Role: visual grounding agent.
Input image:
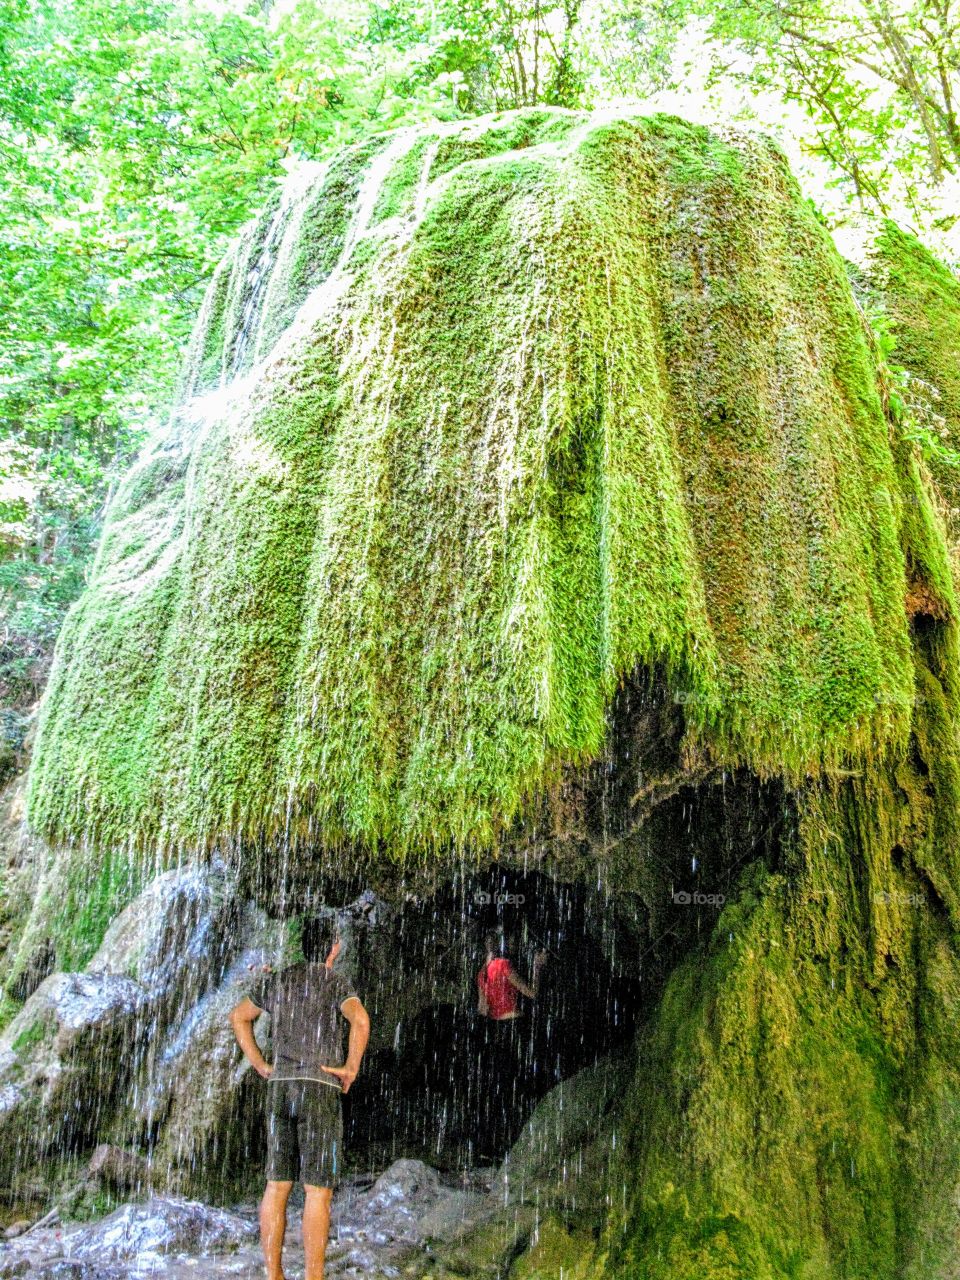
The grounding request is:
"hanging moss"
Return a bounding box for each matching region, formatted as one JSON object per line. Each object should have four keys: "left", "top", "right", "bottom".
{"left": 24, "top": 109, "right": 954, "bottom": 861}
{"left": 863, "top": 221, "right": 960, "bottom": 525}
{"left": 5, "top": 837, "right": 146, "bottom": 986}
{"left": 252, "top": 134, "right": 392, "bottom": 363}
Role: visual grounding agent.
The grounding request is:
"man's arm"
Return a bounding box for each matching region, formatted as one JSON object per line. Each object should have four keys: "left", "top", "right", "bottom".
{"left": 229, "top": 997, "right": 272, "bottom": 1078}
{"left": 321, "top": 996, "right": 370, "bottom": 1094}
{"left": 477, "top": 971, "right": 489, "bottom": 1016}
{"left": 506, "top": 952, "right": 548, "bottom": 1000}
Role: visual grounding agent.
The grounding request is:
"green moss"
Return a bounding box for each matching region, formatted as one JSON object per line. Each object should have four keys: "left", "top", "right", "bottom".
{"left": 12, "top": 1017, "right": 45, "bottom": 1054}
{"left": 54, "top": 848, "right": 143, "bottom": 971}
{"left": 509, "top": 1216, "right": 598, "bottom": 1278}
{"left": 252, "top": 133, "right": 393, "bottom": 360}
{"left": 68, "top": 1186, "right": 121, "bottom": 1222}
{"left": 864, "top": 221, "right": 960, "bottom": 524}
{"left": 178, "top": 249, "right": 235, "bottom": 398}
{"left": 7, "top": 841, "right": 144, "bottom": 985}
{"left": 428, "top": 107, "right": 584, "bottom": 181}
{"left": 437, "top": 1205, "right": 537, "bottom": 1277}
{"left": 0, "top": 991, "right": 19, "bottom": 1033}
{"left": 219, "top": 184, "right": 285, "bottom": 378}
{"left": 371, "top": 135, "right": 430, "bottom": 223}
{"left": 568, "top": 628, "right": 960, "bottom": 1280}
{"left": 24, "top": 108, "right": 953, "bottom": 859}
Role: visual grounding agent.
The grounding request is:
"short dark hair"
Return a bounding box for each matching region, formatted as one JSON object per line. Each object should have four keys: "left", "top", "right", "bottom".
{"left": 300, "top": 916, "right": 338, "bottom": 963}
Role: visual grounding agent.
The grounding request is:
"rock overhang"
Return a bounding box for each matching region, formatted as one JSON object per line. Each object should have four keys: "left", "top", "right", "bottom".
{"left": 23, "top": 105, "right": 955, "bottom": 862}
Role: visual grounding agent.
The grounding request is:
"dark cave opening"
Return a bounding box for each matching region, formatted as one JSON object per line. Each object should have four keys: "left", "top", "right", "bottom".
{"left": 334, "top": 770, "right": 790, "bottom": 1172}
{"left": 343, "top": 868, "right": 647, "bottom": 1168}
{"left": 227, "top": 714, "right": 792, "bottom": 1186}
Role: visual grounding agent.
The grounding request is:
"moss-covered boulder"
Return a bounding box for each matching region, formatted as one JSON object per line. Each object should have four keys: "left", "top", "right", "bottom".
{"left": 861, "top": 220, "right": 960, "bottom": 528}
{"left": 26, "top": 108, "right": 951, "bottom": 859}
{"left": 18, "top": 107, "right": 960, "bottom": 1277}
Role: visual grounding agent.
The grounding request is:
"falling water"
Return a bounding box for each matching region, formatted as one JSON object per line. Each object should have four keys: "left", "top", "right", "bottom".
{"left": 0, "top": 108, "right": 832, "bottom": 1280}
{"left": 230, "top": 168, "right": 322, "bottom": 377}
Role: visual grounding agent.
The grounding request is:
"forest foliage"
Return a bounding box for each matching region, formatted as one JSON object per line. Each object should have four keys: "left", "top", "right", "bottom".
{"left": 1, "top": 0, "right": 958, "bottom": 707}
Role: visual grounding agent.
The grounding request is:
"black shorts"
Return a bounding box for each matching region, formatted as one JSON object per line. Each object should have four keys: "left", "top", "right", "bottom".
{"left": 265, "top": 1079, "right": 343, "bottom": 1188}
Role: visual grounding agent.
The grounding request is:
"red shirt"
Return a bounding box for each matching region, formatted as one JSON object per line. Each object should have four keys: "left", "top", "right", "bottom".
{"left": 478, "top": 957, "right": 517, "bottom": 1019}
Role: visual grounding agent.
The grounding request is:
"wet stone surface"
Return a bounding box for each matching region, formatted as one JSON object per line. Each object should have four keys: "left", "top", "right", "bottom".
{"left": 0, "top": 1161, "right": 494, "bottom": 1279}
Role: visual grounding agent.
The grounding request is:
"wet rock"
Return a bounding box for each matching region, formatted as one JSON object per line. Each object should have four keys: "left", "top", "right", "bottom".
{"left": 333, "top": 1158, "right": 441, "bottom": 1248}
{"left": 428, "top": 1203, "right": 537, "bottom": 1278}
{"left": 329, "top": 1157, "right": 488, "bottom": 1269}
{"left": 7, "top": 939, "right": 56, "bottom": 1005}
{"left": 31, "top": 1264, "right": 123, "bottom": 1280}
{"left": 86, "top": 1144, "right": 150, "bottom": 1194}
{"left": 0, "top": 709, "right": 28, "bottom": 787}
{"left": 366, "top": 1157, "right": 441, "bottom": 1207}
{"left": 87, "top": 862, "right": 239, "bottom": 1003}
{"left": 2, "top": 1222, "right": 32, "bottom": 1240}
{"left": 492, "top": 1053, "right": 630, "bottom": 1207}
{"left": 63, "top": 1197, "right": 256, "bottom": 1264}
{"left": 411, "top": 1063, "right": 628, "bottom": 1277}
{"left": 10, "top": 971, "right": 145, "bottom": 1046}
{"left": 0, "top": 863, "right": 280, "bottom": 1197}
{"left": 416, "top": 1189, "right": 490, "bottom": 1244}
{"left": 0, "top": 972, "right": 146, "bottom": 1184}
{"left": 143, "top": 904, "right": 282, "bottom": 1192}
{"left": 0, "top": 743, "right": 47, "bottom": 1000}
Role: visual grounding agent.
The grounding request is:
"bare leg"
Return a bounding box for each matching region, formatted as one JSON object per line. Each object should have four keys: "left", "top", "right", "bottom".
{"left": 303, "top": 1184, "right": 333, "bottom": 1280}
{"left": 260, "top": 1179, "right": 293, "bottom": 1280}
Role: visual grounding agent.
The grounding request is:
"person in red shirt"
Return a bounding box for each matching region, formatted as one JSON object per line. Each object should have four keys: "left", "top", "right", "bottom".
{"left": 477, "top": 932, "right": 546, "bottom": 1020}
{"left": 475, "top": 931, "right": 547, "bottom": 1156}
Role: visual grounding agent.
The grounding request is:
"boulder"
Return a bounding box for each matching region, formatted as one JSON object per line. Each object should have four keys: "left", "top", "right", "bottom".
{"left": 143, "top": 904, "right": 282, "bottom": 1192}
{"left": 63, "top": 1197, "right": 255, "bottom": 1263}
{"left": 416, "top": 1188, "right": 491, "bottom": 1245}
{"left": 332, "top": 1159, "right": 454, "bottom": 1253}
{"left": 87, "top": 861, "right": 239, "bottom": 1003}
{"left": 6, "top": 938, "right": 55, "bottom": 1005}
{"left": 0, "top": 971, "right": 146, "bottom": 1182}
{"left": 492, "top": 1053, "right": 630, "bottom": 1207}
{"left": 0, "top": 863, "right": 283, "bottom": 1196}
{"left": 411, "top": 1058, "right": 630, "bottom": 1277}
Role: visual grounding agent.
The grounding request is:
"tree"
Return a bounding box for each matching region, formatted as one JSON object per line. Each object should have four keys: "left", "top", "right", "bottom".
{"left": 0, "top": 0, "right": 519, "bottom": 704}
{"left": 700, "top": 0, "right": 960, "bottom": 214}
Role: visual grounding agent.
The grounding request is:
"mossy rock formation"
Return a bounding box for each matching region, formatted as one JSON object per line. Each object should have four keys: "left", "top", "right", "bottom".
{"left": 19, "top": 107, "right": 960, "bottom": 1277}
{"left": 26, "top": 106, "right": 954, "bottom": 856}
{"left": 860, "top": 220, "right": 960, "bottom": 537}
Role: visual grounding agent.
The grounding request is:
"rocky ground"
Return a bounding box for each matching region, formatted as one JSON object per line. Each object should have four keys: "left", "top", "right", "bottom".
{"left": 0, "top": 1158, "right": 500, "bottom": 1279}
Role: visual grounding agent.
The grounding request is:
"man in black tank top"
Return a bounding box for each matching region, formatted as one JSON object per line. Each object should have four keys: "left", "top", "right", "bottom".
{"left": 230, "top": 917, "right": 370, "bottom": 1280}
